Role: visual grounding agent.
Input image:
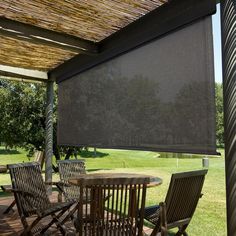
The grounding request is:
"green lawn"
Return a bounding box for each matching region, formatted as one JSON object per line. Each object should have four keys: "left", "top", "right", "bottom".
{"left": 0, "top": 147, "right": 226, "bottom": 235}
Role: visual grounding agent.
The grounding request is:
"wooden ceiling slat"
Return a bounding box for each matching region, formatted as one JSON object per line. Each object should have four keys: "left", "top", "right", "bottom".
{"left": 0, "top": 36, "right": 77, "bottom": 71}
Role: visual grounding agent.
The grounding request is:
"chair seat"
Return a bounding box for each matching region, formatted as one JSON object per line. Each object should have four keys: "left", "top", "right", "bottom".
{"left": 39, "top": 200, "right": 76, "bottom": 217}
{"left": 144, "top": 205, "right": 160, "bottom": 225}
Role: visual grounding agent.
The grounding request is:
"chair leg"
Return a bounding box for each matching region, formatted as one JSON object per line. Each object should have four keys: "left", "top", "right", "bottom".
{"left": 40, "top": 221, "right": 65, "bottom": 235}
{"left": 59, "top": 202, "right": 79, "bottom": 226}
{"left": 40, "top": 204, "right": 78, "bottom": 235}
{"left": 150, "top": 225, "right": 161, "bottom": 236}
{"left": 56, "top": 204, "right": 80, "bottom": 235}
{"left": 20, "top": 231, "right": 33, "bottom": 236}
{"left": 21, "top": 217, "right": 42, "bottom": 236}
{"left": 3, "top": 200, "right": 16, "bottom": 214}
{"left": 40, "top": 208, "right": 68, "bottom": 234}
{"left": 175, "top": 224, "right": 188, "bottom": 236}
{"left": 150, "top": 202, "right": 167, "bottom": 236}
{"left": 53, "top": 212, "right": 69, "bottom": 236}
{"left": 159, "top": 202, "right": 167, "bottom": 236}
{"left": 19, "top": 215, "right": 32, "bottom": 236}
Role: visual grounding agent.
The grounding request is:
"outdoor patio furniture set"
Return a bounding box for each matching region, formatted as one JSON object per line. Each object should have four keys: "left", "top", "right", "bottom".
{"left": 4, "top": 160, "right": 207, "bottom": 236}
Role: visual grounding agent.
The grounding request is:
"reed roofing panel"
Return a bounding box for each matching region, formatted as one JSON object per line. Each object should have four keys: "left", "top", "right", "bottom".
{"left": 0, "top": 36, "right": 77, "bottom": 71}
{"left": 0, "top": 0, "right": 167, "bottom": 42}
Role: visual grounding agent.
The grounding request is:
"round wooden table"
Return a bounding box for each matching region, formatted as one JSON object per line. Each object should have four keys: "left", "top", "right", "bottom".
{"left": 69, "top": 172, "right": 162, "bottom": 187}
{"left": 69, "top": 173, "right": 162, "bottom": 233}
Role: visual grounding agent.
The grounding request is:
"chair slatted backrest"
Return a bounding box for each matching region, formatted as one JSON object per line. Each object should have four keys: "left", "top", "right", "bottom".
{"left": 165, "top": 169, "right": 208, "bottom": 227}
{"left": 58, "top": 159, "right": 86, "bottom": 201}
{"left": 77, "top": 176, "right": 149, "bottom": 236}
{"left": 34, "top": 150, "right": 45, "bottom": 169}
{"left": 8, "top": 162, "right": 50, "bottom": 217}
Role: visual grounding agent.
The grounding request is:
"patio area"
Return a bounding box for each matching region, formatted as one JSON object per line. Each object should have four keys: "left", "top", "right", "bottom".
{"left": 0, "top": 192, "right": 156, "bottom": 236}
{"left": 0, "top": 193, "right": 69, "bottom": 236}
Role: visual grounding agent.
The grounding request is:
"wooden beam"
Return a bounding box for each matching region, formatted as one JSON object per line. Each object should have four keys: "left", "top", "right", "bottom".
{"left": 0, "top": 17, "right": 98, "bottom": 54}
{"left": 0, "top": 64, "right": 48, "bottom": 81}
{"left": 0, "top": 76, "right": 43, "bottom": 84}
{"left": 50, "top": 0, "right": 216, "bottom": 82}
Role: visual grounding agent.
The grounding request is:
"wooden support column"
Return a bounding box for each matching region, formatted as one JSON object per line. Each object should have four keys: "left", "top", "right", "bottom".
{"left": 221, "top": 1, "right": 236, "bottom": 235}
{"left": 45, "top": 81, "right": 54, "bottom": 194}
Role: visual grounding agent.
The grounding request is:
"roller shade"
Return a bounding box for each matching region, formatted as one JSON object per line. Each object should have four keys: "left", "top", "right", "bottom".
{"left": 58, "top": 17, "right": 216, "bottom": 155}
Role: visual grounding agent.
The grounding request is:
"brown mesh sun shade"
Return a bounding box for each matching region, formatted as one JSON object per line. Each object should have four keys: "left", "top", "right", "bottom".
{"left": 58, "top": 17, "right": 216, "bottom": 155}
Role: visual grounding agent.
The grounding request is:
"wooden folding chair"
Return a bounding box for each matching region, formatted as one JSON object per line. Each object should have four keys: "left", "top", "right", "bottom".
{"left": 144, "top": 169, "right": 208, "bottom": 236}
{"left": 75, "top": 175, "right": 149, "bottom": 235}
{"left": 1, "top": 151, "right": 45, "bottom": 214}
{"left": 57, "top": 159, "right": 86, "bottom": 202}
{"left": 8, "top": 162, "right": 76, "bottom": 235}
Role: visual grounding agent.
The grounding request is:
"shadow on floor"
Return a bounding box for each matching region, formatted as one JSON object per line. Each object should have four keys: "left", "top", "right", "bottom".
{"left": 78, "top": 150, "right": 109, "bottom": 158}
{"left": 0, "top": 149, "right": 20, "bottom": 155}
{"left": 87, "top": 168, "right": 112, "bottom": 172}
{"left": 168, "top": 232, "right": 177, "bottom": 235}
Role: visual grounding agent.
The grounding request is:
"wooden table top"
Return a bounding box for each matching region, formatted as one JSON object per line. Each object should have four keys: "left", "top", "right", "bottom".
{"left": 69, "top": 173, "right": 162, "bottom": 187}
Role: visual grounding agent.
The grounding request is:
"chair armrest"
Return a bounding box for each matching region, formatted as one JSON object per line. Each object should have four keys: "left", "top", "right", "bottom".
{"left": 150, "top": 202, "right": 167, "bottom": 236}
{"left": 159, "top": 202, "right": 167, "bottom": 236}
{"left": 45, "top": 181, "right": 71, "bottom": 194}
{"left": 45, "top": 181, "right": 70, "bottom": 187}
{"left": 45, "top": 181, "right": 61, "bottom": 185}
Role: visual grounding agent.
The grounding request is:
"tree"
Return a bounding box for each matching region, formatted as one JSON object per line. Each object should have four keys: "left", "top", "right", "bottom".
{"left": 215, "top": 83, "right": 224, "bottom": 147}
{"left": 0, "top": 79, "right": 46, "bottom": 153}
{"left": 0, "top": 79, "right": 80, "bottom": 166}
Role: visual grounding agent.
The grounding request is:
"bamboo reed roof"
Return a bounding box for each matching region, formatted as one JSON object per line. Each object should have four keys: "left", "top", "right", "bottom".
{"left": 0, "top": 0, "right": 167, "bottom": 42}
{"left": 0, "top": 36, "right": 77, "bottom": 71}
{"left": 0, "top": 0, "right": 167, "bottom": 74}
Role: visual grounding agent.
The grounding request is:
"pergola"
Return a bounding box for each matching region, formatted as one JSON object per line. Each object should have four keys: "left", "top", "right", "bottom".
{"left": 0, "top": 0, "right": 235, "bottom": 235}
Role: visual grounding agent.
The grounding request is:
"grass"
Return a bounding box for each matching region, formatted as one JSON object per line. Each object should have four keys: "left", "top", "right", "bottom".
{"left": 0, "top": 146, "right": 226, "bottom": 235}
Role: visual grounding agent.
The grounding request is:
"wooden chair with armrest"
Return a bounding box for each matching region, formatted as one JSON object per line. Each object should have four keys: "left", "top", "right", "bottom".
{"left": 57, "top": 159, "right": 86, "bottom": 202}
{"left": 1, "top": 151, "right": 45, "bottom": 214}
{"left": 75, "top": 175, "right": 149, "bottom": 235}
{"left": 8, "top": 162, "right": 76, "bottom": 235}
{"left": 144, "top": 169, "right": 208, "bottom": 236}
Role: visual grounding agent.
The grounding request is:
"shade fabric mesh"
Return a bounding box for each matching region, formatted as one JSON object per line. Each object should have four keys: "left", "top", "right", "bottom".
{"left": 58, "top": 17, "right": 216, "bottom": 155}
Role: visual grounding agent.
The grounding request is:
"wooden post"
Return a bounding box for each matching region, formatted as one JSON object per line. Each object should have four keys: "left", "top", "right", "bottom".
{"left": 45, "top": 81, "right": 54, "bottom": 194}
{"left": 220, "top": 1, "right": 236, "bottom": 235}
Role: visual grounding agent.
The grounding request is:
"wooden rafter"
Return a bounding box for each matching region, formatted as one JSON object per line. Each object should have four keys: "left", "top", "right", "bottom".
{"left": 0, "top": 64, "right": 48, "bottom": 81}
{"left": 0, "top": 17, "right": 98, "bottom": 54}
